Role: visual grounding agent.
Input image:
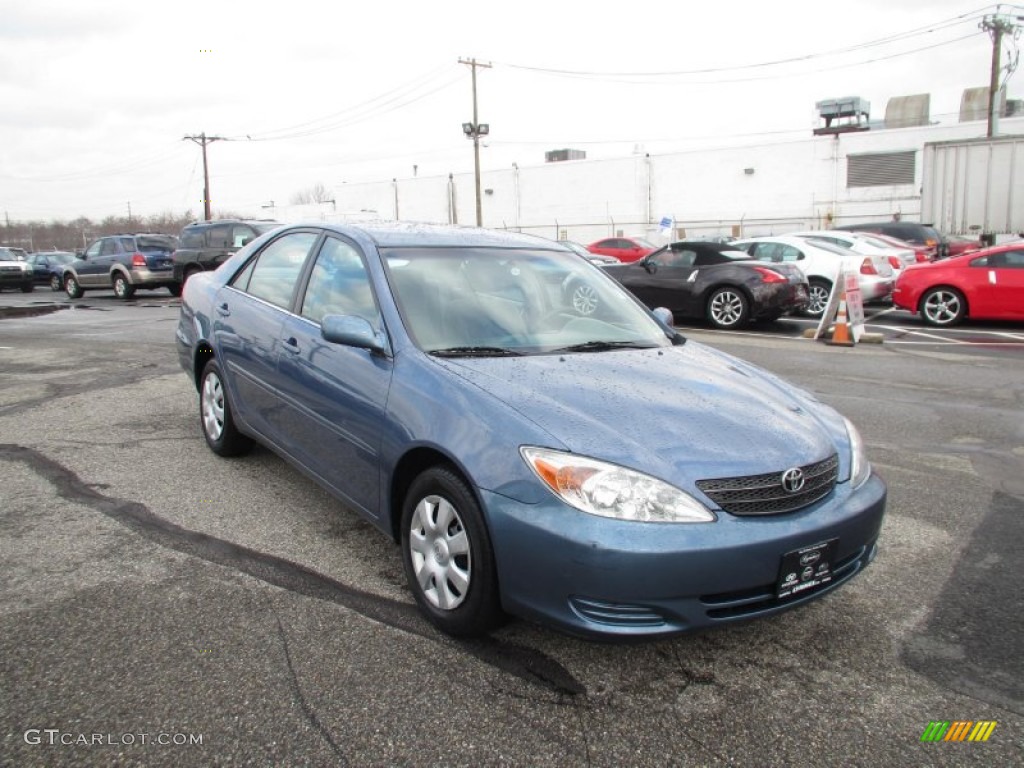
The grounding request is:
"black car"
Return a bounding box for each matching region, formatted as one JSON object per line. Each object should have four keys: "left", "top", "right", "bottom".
{"left": 28, "top": 251, "right": 77, "bottom": 290}
{"left": 172, "top": 219, "right": 280, "bottom": 284}
{"left": 568, "top": 241, "right": 809, "bottom": 329}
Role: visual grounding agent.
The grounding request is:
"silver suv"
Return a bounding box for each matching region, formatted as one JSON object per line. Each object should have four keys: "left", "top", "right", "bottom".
{"left": 63, "top": 234, "right": 179, "bottom": 299}
{"left": 0, "top": 246, "right": 33, "bottom": 292}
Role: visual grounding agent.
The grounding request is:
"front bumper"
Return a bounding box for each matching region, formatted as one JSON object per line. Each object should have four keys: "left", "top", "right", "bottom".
{"left": 481, "top": 472, "right": 886, "bottom": 639}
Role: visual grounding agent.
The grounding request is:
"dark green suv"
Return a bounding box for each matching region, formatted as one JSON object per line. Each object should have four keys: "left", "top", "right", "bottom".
{"left": 171, "top": 220, "right": 280, "bottom": 285}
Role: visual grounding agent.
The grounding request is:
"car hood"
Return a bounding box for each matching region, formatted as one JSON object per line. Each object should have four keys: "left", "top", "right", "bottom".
{"left": 433, "top": 342, "right": 841, "bottom": 485}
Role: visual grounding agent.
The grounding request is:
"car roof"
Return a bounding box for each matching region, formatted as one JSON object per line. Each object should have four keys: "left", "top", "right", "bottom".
{"left": 304, "top": 221, "right": 564, "bottom": 250}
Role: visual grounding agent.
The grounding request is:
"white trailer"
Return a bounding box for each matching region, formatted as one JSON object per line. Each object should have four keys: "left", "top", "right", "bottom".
{"left": 920, "top": 135, "right": 1024, "bottom": 241}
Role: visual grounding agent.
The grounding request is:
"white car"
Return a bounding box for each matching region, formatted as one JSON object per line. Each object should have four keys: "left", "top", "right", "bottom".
{"left": 0, "top": 246, "right": 34, "bottom": 293}
{"left": 791, "top": 230, "right": 914, "bottom": 278}
{"left": 731, "top": 235, "right": 894, "bottom": 317}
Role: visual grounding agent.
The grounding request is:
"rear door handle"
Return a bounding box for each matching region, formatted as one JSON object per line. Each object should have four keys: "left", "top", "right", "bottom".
{"left": 216, "top": 302, "right": 230, "bottom": 317}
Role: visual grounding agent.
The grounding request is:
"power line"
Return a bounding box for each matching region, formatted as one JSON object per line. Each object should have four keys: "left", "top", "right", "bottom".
{"left": 495, "top": 7, "right": 993, "bottom": 80}
{"left": 183, "top": 133, "right": 226, "bottom": 220}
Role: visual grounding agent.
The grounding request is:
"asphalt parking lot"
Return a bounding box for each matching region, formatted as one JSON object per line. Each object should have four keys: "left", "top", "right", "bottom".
{"left": 1, "top": 289, "right": 1022, "bottom": 767}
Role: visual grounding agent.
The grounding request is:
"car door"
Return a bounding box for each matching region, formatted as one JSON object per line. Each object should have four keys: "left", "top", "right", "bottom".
{"left": 76, "top": 239, "right": 109, "bottom": 286}
{"left": 617, "top": 248, "right": 698, "bottom": 314}
{"left": 982, "top": 250, "right": 1024, "bottom": 318}
{"left": 200, "top": 224, "right": 235, "bottom": 270}
{"left": 275, "top": 235, "right": 392, "bottom": 518}
{"left": 213, "top": 230, "right": 320, "bottom": 441}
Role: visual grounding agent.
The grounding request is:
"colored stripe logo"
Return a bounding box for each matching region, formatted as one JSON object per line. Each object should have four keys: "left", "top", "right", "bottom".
{"left": 920, "top": 721, "right": 997, "bottom": 742}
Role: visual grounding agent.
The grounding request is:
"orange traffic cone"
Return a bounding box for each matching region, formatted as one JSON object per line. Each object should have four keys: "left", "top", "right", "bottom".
{"left": 828, "top": 285, "right": 855, "bottom": 347}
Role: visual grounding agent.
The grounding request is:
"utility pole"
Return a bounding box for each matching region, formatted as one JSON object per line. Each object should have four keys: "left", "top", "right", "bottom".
{"left": 458, "top": 58, "right": 491, "bottom": 227}
{"left": 183, "top": 132, "right": 225, "bottom": 220}
{"left": 981, "top": 10, "right": 1022, "bottom": 138}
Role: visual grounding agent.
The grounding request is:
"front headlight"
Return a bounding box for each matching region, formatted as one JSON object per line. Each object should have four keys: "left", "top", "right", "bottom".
{"left": 520, "top": 446, "right": 716, "bottom": 523}
{"left": 844, "top": 417, "right": 871, "bottom": 488}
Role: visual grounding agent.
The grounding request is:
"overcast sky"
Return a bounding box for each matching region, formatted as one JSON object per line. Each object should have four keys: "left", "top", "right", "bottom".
{"left": 0, "top": 1, "right": 1017, "bottom": 223}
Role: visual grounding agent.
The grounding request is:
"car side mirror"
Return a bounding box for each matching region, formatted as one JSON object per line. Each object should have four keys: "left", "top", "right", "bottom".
{"left": 652, "top": 307, "right": 674, "bottom": 329}
{"left": 643, "top": 260, "right": 656, "bottom": 273}
{"left": 321, "top": 314, "right": 387, "bottom": 354}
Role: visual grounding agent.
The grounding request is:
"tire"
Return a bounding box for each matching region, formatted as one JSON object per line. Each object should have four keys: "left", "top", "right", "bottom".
{"left": 113, "top": 273, "right": 135, "bottom": 300}
{"left": 199, "top": 359, "right": 252, "bottom": 457}
{"left": 706, "top": 286, "right": 749, "bottom": 329}
{"left": 50, "top": 274, "right": 62, "bottom": 291}
{"left": 568, "top": 281, "right": 600, "bottom": 316}
{"left": 803, "top": 279, "right": 832, "bottom": 318}
{"left": 65, "top": 274, "right": 84, "bottom": 299}
{"left": 167, "top": 283, "right": 183, "bottom": 297}
{"left": 20, "top": 281, "right": 33, "bottom": 293}
{"left": 401, "top": 466, "right": 502, "bottom": 637}
{"left": 920, "top": 287, "right": 966, "bottom": 327}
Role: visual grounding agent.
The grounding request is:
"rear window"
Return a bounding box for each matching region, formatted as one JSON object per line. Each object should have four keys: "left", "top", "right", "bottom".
{"left": 136, "top": 235, "right": 178, "bottom": 250}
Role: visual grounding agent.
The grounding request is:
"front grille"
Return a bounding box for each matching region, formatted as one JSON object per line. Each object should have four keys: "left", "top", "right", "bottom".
{"left": 696, "top": 454, "right": 839, "bottom": 516}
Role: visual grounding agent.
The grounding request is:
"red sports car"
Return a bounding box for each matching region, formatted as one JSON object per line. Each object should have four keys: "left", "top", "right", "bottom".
{"left": 892, "top": 243, "right": 1024, "bottom": 326}
{"left": 586, "top": 236, "right": 658, "bottom": 263}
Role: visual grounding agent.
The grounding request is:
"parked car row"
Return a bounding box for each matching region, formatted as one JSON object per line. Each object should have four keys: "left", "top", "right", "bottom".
{"left": 34, "top": 219, "right": 282, "bottom": 301}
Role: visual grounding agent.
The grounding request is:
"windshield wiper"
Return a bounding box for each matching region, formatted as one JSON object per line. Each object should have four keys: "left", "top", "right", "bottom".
{"left": 429, "top": 346, "right": 524, "bottom": 357}
{"left": 550, "top": 340, "right": 658, "bottom": 353}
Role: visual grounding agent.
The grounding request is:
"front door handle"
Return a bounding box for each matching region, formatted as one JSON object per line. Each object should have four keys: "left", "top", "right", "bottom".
{"left": 216, "top": 302, "right": 230, "bottom": 317}
{"left": 282, "top": 336, "right": 300, "bottom": 354}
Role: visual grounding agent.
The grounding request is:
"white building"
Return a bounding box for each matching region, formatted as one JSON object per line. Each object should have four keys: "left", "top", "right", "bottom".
{"left": 272, "top": 91, "right": 1024, "bottom": 243}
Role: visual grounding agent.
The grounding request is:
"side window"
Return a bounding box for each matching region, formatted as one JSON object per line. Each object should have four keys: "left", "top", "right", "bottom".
{"left": 207, "top": 225, "right": 231, "bottom": 249}
{"left": 300, "top": 237, "right": 380, "bottom": 327}
{"left": 779, "top": 245, "right": 803, "bottom": 262}
{"left": 84, "top": 241, "right": 102, "bottom": 259}
{"left": 231, "top": 226, "right": 256, "bottom": 248}
{"left": 118, "top": 237, "right": 135, "bottom": 253}
{"left": 100, "top": 239, "right": 120, "bottom": 256}
{"left": 1002, "top": 250, "right": 1024, "bottom": 267}
{"left": 753, "top": 243, "right": 780, "bottom": 261}
{"left": 180, "top": 229, "right": 204, "bottom": 248}
{"left": 237, "top": 231, "right": 318, "bottom": 309}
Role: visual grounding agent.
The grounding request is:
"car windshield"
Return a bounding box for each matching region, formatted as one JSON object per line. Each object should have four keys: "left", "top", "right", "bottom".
{"left": 633, "top": 238, "right": 657, "bottom": 249}
{"left": 384, "top": 247, "right": 675, "bottom": 355}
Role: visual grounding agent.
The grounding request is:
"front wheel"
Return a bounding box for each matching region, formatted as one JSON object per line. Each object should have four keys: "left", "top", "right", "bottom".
{"left": 401, "top": 467, "right": 502, "bottom": 637}
{"left": 803, "top": 279, "right": 832, "bottom": 318}
{"left": 167, "top": 283, "right": 182, "bottom": 297}
{"left": 65, "top": 274, "right": 84, "bottom": 299}
{"left": 20, "top": 282, "right": 33, "bottom": 293}
{"left": 113, "top": 274, "right": 135, "bottom": 300}
{"left": 921, "top": 287, "right": 966, "bottom": 326}
{"left": 199, "top": 359, "right": 252, "bottom": 457}
{"left": 706, "top": 287, "right": 749, "bottom": 329}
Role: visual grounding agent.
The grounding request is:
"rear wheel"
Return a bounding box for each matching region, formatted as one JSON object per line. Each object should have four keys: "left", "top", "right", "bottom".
{"left": 20, "top": 281, "right": 33, "bottom": 293}
{"left": 113, "top": 274, "right": 135, "bottom": 300}
{"left": 50, "top": 274, "right": 62, "bottom": 291}
{"left": 804, "top": 279, "right": 832, "bottom": 317}
{"left": 920, "top": 287, "right": 966, "bottom": 326}
{"left": 199, "top": 359, "right": 252, "bottom": 457}
{"left": 401, "top": 466, "right": 502, "bottom": 637}
{"left": 706, "top": 287, "right": 749, "bottom": 329}
{"left": 167, "top": 283, "right": 182, "bottom": 297}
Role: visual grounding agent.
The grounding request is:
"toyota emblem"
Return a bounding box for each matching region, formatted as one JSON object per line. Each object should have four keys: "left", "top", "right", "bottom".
{"left": 781, "top": 468, "right": 805, "bottom": 493}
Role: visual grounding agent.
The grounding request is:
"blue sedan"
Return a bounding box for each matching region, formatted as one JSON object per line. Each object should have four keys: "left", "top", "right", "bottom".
{"left": 176, "top": 222, "right": 886, "bottom": 639}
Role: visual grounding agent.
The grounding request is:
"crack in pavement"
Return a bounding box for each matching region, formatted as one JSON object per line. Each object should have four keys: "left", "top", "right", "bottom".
{"left": 0, "top": 443, "right": 586, "bottom": 698}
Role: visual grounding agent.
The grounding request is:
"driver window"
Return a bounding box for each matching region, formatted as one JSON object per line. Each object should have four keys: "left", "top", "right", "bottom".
{"left": 300, "top": 237, "right": 380, "bottom": 327}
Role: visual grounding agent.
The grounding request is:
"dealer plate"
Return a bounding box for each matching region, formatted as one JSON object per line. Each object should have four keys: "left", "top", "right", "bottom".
{"left": 776, "top": 539, "right": 838, "bottom": 599}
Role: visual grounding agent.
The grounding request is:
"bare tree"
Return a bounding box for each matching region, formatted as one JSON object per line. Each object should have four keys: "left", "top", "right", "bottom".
{"left": 290, "top": 182, "right": 333, "bottom": 205}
